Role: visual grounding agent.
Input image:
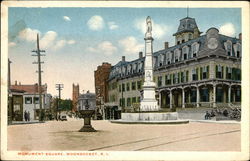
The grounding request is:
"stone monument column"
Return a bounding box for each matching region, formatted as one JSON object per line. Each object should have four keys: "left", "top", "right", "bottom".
{"left": 140, "top": 16, "right": 159, "bottom": 112}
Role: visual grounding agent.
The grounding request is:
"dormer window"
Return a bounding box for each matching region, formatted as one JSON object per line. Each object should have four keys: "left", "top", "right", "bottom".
{"left": 132, "top": 63, "right": 137, "bottom": 73}
{"left": 158, "top": 54, "right": 164, "bottom": 67}
{"left": 166, "top": 52, "right": 172, "bottom": 64}
{"left": 182, "top": 39, "right": 185, "bottom": 43}
{"left": 174, "top": 49, "right": 180, "bottom": 63}
{"left": 224, "top": 40, "right": 232, "bottom": 56}
{"left": 182, "top": 46, "right": 189, "bottom": 60}
{"left": 233, "top": 43, "right": 241, "bottom": 58}
{"left": 191, "top": 42, "right": 199, "bottom": 58}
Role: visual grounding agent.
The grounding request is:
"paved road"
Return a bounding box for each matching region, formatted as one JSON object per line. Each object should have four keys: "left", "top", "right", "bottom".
{"left": 8, "top": 120, "right": 240, "bottom": 151}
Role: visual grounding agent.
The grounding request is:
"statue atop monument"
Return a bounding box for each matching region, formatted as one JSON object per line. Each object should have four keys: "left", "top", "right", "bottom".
{"left": 145, "top": 16, "right": 152, "bottom": 38}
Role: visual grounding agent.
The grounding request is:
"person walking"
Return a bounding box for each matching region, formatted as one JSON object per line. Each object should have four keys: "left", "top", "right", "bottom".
{"left": 27, "top": 111, "right": 30, "bottom": 122}
{"left": 24, "top": 110, "right": 27, "bottom": 122}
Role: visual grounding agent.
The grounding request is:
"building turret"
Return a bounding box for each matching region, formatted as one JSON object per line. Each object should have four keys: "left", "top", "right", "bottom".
{"left": 173, "top": 17, "right": 201, "bottom": 45}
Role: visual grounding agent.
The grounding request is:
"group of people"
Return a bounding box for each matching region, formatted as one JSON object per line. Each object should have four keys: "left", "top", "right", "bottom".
{"left": 204, "top": 110, "right": 216, "bottom": 120}
{"left": 204, "top": 108, "right": 231, "bottom": 120}
{"left": 24, "top": 110, "right": 30, "bottom": 122}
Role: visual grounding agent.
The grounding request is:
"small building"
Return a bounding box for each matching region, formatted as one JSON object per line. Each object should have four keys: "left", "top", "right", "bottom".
{"left": 10, "top": 82, "right": 52, "bottom": 121}
{"left": 78, "top": 91, "right": 96, "bottom": 111}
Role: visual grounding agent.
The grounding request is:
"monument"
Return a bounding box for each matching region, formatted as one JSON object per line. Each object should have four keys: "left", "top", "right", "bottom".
{"left": 111, "top": 16, "right": 188, "bottom": 124}
{"left": 140, "top": 16, "right": 159, "bottom": 112}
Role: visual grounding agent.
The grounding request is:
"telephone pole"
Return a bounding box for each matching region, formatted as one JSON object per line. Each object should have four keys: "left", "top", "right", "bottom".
{"left": 32, "top": 33, "right": 45, "bottom": 122}
{"left": 55, "top": 84, "right": 64, "bottom": 119}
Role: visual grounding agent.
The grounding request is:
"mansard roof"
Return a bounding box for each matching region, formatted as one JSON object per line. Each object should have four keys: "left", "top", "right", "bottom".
{"left": 173, "top": 17, "right": 200, "bottom": 36}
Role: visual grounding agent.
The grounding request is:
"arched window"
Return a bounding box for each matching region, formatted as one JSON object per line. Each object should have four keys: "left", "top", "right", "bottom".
{"left": 224, "top": 40, "right": 232, "bottom": 56}
{"left": 132, "top": 63, "right": 137, "bottom": 73}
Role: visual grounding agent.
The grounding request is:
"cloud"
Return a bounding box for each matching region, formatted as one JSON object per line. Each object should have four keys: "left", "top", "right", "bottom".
{"left": 63, "top": 16, "right": 71, "bottom": 21}
{"left": 219, "top": 23, "right": 236, "bottom": 37}
{"left": 8, "top": 42, "right": 16, "bottom": 47}
{"left": 134, "top": 18, "right": 168, "bottom": 39}
{"left": 40, "top": 31, "right": 57, "bottom": 49}
{"left": 67, "top": 40, "right": 76, "bottom": 44}
{"left": 18, "top": 28, "right": 40, "bottom": 42}
{"left": 118, "top": 36, "right": 143, "bottom": 55}
{"left": 53, "top": 40, "right": 67, "bottom": 50}
{"left": 87, "top": 15, "right": 104, "bottom": 31}
{"left": 108, "top": 21, "right": 119, "bottom": 30}
{"left": 87, "top": 41, "right": 117, "bottom": 56}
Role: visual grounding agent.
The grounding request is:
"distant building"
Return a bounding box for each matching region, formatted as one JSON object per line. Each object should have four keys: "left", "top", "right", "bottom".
{"left": 72, "top": 83, "right": 79, "bottom": 112}
{"left": 10, "top": 81, "right": 51, "bottom": 121}
{"left": 77, "top": 91, "right": 96, "bottom": 111}
{"left": 94, "top": 62, "right": 112, "bottom": 119}
{"left": 106, "top": 16, "right": 241, "bottom": 112}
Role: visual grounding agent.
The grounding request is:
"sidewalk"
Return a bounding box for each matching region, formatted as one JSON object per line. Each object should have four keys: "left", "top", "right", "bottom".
{"left": 9, "top": 120, "right": 45, "bottom": 125}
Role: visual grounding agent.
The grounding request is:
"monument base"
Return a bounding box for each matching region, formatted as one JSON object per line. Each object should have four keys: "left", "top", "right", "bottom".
{"left": 79, "top": 125, "right": 96, "bottom": 132}
{"left": 140, "top": 100, "right": 159, "bottom": 111}
{"left": 122, "top": 112, "right": 178, "bottom": 121}
{"left": 110, "top": 112, "right": 189, "bottom": 124}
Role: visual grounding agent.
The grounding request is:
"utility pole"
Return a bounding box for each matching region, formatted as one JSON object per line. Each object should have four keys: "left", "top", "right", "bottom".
{"left": 32, "top": 34, "right": 45, "bottom": 122}
{"left": 55, "top": 84, "right": 64, "bottom": 119}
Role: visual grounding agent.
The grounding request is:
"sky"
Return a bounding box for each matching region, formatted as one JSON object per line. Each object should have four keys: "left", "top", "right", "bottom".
{"left": 8, "top": 7, "right": 241, "bottom": 99}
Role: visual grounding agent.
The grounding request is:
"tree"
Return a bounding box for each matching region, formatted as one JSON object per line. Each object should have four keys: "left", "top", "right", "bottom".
{"left": 59, "top": 99, "right": 73, "bottom": 111}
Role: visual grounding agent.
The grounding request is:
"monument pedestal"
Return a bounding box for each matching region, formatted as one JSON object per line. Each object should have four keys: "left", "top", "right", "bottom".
{"left": 78, "top": 110, "right": 96, "bottom": 132}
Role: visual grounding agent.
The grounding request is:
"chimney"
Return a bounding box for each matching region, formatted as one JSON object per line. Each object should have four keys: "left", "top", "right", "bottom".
{"left": 239, "top": 33, "right": 242, "bottom": 41}
{"left": 122, "top": 56, "right": 125, "bottom": 61}
{"left": 139, "top": 52, "right": 143, "bottom": 59}
{"left": 15, "top": 81, "right": 17, "bottom": 85}
{"left": 164, "top": 42, "right": 169, "bottom": 49}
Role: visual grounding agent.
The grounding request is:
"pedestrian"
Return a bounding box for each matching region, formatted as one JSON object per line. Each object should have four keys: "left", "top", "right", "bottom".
{"left": 205, "top": 111, "right": 210, "bottom": 120}
{"left": 24, "top": 110, "right": 27, "bottom": 121}
{"left": 27, "top": 111, "right": 30, "bottom": 121}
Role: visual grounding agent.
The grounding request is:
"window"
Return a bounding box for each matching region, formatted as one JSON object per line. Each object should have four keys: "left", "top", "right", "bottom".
{"left": 190, "top": 89, "right": 197, "bottom": 102}
{"left": 191, "top": 43, "right": 199, "bottom": 58}
{"left": 132, "top": 63, "right": 137, "bottom": 73}
{"left": 137, "top": 97, "right": 141, "bottom": 103}
{"left": 233, "top": 43, "right": 241, "bottom": 58}
{"left": 132, "top": 97, "right": 136, "bottom": 104}
{"left": 202, "top": 66, "right": 207, "bottom": 79}
{"left": 132, "top": 82, "right": 136, "bottom": 90}
{"left": 186, "top": 71, "right": 189, "bottom": 82}
{"left": 182, "top": 47, "right": 188, "bottom": 60}
{"left": 126, "top": 83, "right": 130, "bottom": 91}
{"left": 226, "top": 67, "right": 232, "bottom": 79}
{"left": 165, "top": 75, "right": 171, "bottom": 85}
{"left": 216, "top": 87, "right": 223, "bottom": 102}
{"left": 174, "top": 49, "right": 180, "bottom": 62}
{"left": 192, "top": 69, "right": 198, "bottom": 81}
{"left": 158, "top": 54, "right": 164, "bottom": 67}
{"left": 216, "top": 65, "right": 223, "bottom": 79}
{"left": 173, "top": 73, "right": 179, "bottom": 84}
{"left": 182, "top": 39, "right": 185, "bottom": 43}
{"left": 25, "top": 97, "right": 32, "bottom": 104}
{"left": 137, "top": 81, "right": 141, "bottom": 90}
{"left": 127, "top": 98, "right": 131, "bottom": 107}
{"left": 200, "top": 88, "right": 209, "bottom": 102}
{"left": 224, "top": 40, "right": 232, "bottom": 56}
{"left": 158, "top": 76, "right": 162, "bottom": 87}
{"left": 122, "top": 83, "right": 125, "bottom": 92}
{"left": 34, "top": 97, "right": 39, "bottom": 104}
{"left": 181, "top": 72, "right": 184, "bottom": 83}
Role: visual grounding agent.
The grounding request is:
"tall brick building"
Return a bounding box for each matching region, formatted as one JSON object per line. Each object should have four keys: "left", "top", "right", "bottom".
{"left": 72, "top": 83, "right": 79, "bottom": 112}
{"left": 94, "top": 62, "right": 112, "bottom": 118}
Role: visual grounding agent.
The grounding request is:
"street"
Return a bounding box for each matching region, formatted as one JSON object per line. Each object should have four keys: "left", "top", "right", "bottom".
{"left": 8, "top": 120, "right": 240, "bottom": 151}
